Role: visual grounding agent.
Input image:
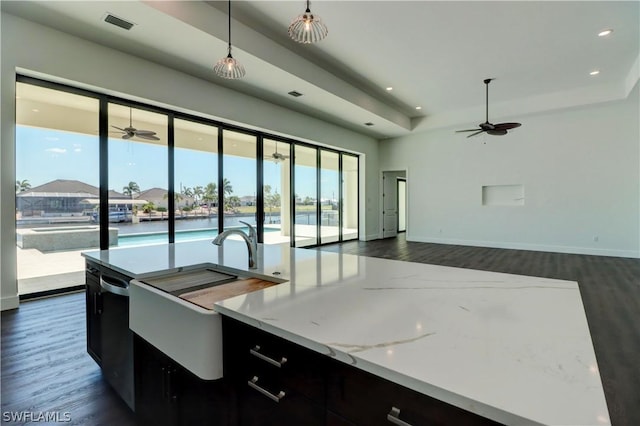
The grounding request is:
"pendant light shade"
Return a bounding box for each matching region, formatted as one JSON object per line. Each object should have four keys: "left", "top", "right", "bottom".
{"left": 288, "top": 0, "right": 328, "bottom": 44}
{"left": 214, "top": 51, "right": 246, "bottom": 79}
{"left": 214, "top": 0, "right": 245, "bottom": 79}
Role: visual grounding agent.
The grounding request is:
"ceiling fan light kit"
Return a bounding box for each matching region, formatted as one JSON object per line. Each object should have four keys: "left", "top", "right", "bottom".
{"left": 214, "top": 0, "right": 245, "bottom": 79}
{"left": 288, "top": 0, "right": 328, "bottom": 44}
{"left": 456, "top": 78, "right": 522, "bottom": 138}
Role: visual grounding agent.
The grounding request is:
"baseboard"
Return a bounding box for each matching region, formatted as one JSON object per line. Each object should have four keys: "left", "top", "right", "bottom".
{"left": 407, "top": 235, "right": 640, "bottom": 259}
{"left": 1, "top": 295, "right": 20, "bottom": 311}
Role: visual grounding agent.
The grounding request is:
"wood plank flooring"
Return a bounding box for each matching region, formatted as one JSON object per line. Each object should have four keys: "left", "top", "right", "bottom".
{"left": 318, "top": 235, "right": 640, "bottom": 426}
{"left": 1, "top": 291, "right": 136, "bottom": 426}
{"left": 1, "top": 235, "right": 638, "bottom": 425}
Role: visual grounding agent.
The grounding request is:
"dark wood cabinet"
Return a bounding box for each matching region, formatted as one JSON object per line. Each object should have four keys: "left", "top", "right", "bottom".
{"left": 85, "top": 262, "right": 102, "bottom": 365}
{"left": 134, "top": 334, "right": 230, "bottom": 426}
{"left": 223, "top": 317, "right": 325, "bottom": 426}
{"left": 223, "top": 315, "right": 502, "bottom": 426}
{"left": 327, "top": 358, "right": 502, "bottom": 426}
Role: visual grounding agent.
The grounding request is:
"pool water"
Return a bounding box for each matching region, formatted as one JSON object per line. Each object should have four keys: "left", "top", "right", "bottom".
{"left": 117, "top": 226, "right": 274, "bottom": 247}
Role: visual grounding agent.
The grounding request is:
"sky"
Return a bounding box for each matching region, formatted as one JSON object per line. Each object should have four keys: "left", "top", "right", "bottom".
{"left": 16, "top": 126, "right": 336, "bottom": 199}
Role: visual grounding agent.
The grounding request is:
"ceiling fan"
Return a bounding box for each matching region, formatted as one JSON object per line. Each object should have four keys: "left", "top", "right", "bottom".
{"left": 456, "top": 79, "right": 522, "bottom": 138}
{"left": 111, "top": 108, "right": 159, "bottom": 141}
{"left": 266, "top": 142, "right": 290, "bottom": 163}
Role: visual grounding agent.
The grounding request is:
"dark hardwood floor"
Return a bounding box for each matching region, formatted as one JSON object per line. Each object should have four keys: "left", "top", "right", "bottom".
{"left": 1, "top": 291, "right": 136, "bottom": 426}
{"left": 1, "top": 235, "right": 638, "bottom": 425}
{"left": 318, "top": 234, "right": 640, "bottom": 426}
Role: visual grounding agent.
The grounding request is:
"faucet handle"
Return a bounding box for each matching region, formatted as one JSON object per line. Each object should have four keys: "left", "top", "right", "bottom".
{"left": 239, "top": 221, "right": 257, "bottom": 241}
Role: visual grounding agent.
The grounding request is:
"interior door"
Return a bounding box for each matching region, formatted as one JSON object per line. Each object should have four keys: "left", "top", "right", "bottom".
{"left": 382, "top": 173, "right": 398, "bottom": 238}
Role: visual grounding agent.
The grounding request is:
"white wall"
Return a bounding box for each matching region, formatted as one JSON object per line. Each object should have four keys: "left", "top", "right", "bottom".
{"left": 380, "top": 87, "right": 640, "bottom": 258}
{"left": 0, "top": 13, "right": 380, "bottom": 310}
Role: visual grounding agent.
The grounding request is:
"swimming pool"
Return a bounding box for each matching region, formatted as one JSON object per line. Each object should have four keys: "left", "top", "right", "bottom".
{"left": 117, "top": 226, "right": 275, "bottom": 247}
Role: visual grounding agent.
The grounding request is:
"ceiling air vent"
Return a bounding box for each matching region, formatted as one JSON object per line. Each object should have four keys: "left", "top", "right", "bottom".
{"left": 288, "top": 91, "right": 303, "bottom": 97}
{"left": 104, "top": 13, "right": 135, "bottom": 31}
{"left": 364, "top": 122, "right": 374, "bottom": 126}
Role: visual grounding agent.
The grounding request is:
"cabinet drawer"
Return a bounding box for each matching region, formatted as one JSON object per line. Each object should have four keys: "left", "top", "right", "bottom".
{"left": 237, "top": 373, "right": 324, "bottom": 426}
{"left": 223, "top": 317, "right": 326, "bottom": 402}
{"left": 327, "top": 359, "right": 502, "bottom": 426}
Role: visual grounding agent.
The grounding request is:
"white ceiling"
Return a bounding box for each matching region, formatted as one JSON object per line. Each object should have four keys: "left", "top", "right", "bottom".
{"left": 3, "top": 1, "right": 639, "bottom": 139}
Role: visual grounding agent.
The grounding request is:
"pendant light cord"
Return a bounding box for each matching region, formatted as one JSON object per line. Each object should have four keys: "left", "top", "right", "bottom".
{"left": 306, "top": 0, "right": 311, "bottom": 13}
{"left": 227, "top": 0, "right": 232, "bottom": 53}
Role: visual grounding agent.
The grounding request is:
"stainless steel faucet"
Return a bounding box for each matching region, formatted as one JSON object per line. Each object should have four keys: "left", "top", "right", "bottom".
{"left": 212, "top": 221, "right": 258, "bottom": 269}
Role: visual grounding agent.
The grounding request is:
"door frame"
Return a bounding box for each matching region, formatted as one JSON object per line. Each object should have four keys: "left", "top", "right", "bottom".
{"left": 397, "top": 177, "right": 407, "bottom": 233}
{"left": 380, "top": 169, "right": 407, "bottom": 239}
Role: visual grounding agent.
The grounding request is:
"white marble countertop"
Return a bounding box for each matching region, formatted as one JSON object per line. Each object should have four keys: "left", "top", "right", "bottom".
{"left": 83, "top": 240, "right": 610, "bottom": 425}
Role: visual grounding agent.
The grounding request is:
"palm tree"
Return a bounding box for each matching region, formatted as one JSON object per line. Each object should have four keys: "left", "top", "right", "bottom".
{"left": 182, "top": 186, "right": 194, "bottom": 211}
{"left": 163, "top": 191, "right": 184, "bottom": 215}
{"left": 192, "top": 186, "right": 204, "bottom": 209}
{"left": 122, "top": 181, "right": 140, "bottom": 199}
{"left": 264, "top": 185, "right": 281, "bottom": 223}
{"left": 15, "top": 179, "right": 31, "bottom": 193}
{"left": 202, "top": 182, "right": 218, "bottom": 215}
{"left": 222, "top": 178, "right": 233, "bottom": 196}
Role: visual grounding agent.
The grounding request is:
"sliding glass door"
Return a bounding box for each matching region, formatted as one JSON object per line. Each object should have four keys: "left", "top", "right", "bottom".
{"left": 108, "top": 103, "right": 168, "bottom": 248}
{"left": 263, "top": 139, "right": 291, "bottom": 244}
{"left": 174, "top": 119, "right": 219, "bottom": 241}
{"left": 15, "top": 81, "right": 99, "bottom": 295}
{"left": 294, "top": 145, "right": 318, "bottom": 247}
{"left": 15, "top": 78, "right": 361, "bottom": 298}
{"left": 342, "top": 154, "right": 359, "bottom": 241}
{"left": 222, "top": 130, "right": 257, "bottom": 231}
{"left": 320, "top": 150, "right": 340, "bottom": 244}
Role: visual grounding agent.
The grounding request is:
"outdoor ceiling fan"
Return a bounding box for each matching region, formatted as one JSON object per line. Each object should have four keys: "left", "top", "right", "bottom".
{"left": 111, "top": 108, "right": 160, "bottom": 141}
{"left": 266, "top": 142, "right": 290, "bottom": 163}
{"left": 456, "top": 79, "right": 522, "bottom": 138}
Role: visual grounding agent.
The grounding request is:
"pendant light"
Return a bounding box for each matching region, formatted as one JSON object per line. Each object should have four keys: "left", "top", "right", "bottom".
{"left": 288, "top": 0, "right": 328, "bottom": 44}
{"left": 214, "top": 0, "right": 245, "bottom": 79}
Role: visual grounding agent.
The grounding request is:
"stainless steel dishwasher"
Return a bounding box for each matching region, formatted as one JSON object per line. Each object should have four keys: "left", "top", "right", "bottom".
{"left": 100, "top": 273, "right": 135, "bottom": 411}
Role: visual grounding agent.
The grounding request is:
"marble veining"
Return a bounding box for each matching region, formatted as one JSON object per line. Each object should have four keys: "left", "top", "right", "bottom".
{"left": 325, "top": 331, "right": 437, "bottom": 354}
{"left": 84, "top": 240, "right": 610, "bottom": 426}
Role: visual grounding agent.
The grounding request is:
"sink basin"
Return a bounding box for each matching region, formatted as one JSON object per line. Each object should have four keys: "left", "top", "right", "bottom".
{"left": 129, "top": 266, "right": 282, "bottom": 381}
{"left": 141, "top": 268, "right": 239, "bottom": 295}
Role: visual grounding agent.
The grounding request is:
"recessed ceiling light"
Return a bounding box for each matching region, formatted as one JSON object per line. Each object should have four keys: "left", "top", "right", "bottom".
{"left": 590, "top": 70, "right": 600, "bottom": 76}
{"left": 386, "top": 87, "right": 393, "bottom": 91}
{"left": 32, "top": 109, "right": 39, "bottom": 112}
{"left": 415, "top": 106, "right": 422, "bottom": 110}
{"left": 598, "top": 29, "right": 613, "bottom": 37}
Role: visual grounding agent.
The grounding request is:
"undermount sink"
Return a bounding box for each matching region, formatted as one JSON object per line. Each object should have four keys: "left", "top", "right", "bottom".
{"left": 129, "top": 266, "right": 282, "bottom": 381}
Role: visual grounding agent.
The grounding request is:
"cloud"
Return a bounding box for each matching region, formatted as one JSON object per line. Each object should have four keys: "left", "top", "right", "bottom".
{"left": 45, "top": 148, "right": 67, "bottom": 154}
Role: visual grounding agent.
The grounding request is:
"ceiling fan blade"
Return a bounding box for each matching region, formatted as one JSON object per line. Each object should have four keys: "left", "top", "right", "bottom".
{"left": 493, "top": 122, "right": 521, "bottom": 131}
{"left": 456, "top": 128, "right": 481, "bottom": 133}
{"left": 134, "top": 130, "right": 157, "bottom": 136}
{"left": 111, "top": 125, "right": 126, "bottom": 131}
{"left": 467, "top": 130, "right": 486, "bottom": 138}
{"left": 487, "top": 129, "right": 508, "bottom": 136}
{"left": 122, "top": 134, "right": 132, "bottom": 140}
{"left": 136, "top": 134, "right": 160, "bottom": 141}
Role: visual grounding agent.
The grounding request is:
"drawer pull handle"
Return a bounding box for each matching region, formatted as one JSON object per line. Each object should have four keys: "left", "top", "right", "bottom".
{"left": 250, "top": 345, "right": 287, "bottom": 368}
{"left": 248, "top": 376, "right": 285, "bottom": 403}
{"left": 387, "top": 407, "right": 413, "bottom": 426}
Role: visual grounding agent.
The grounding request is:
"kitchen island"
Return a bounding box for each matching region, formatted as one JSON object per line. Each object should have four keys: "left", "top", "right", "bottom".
{"left": 82, "top": 239, "right": 610, "bottom": 426}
